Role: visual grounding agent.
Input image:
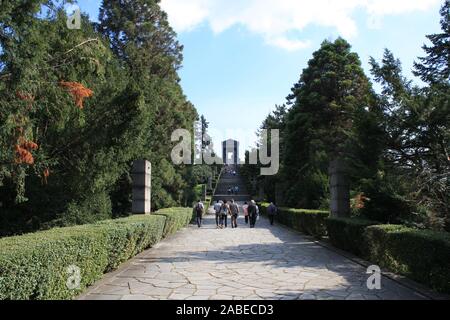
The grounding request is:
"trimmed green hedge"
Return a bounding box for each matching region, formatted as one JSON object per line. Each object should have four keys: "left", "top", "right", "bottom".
{"left": 326, "top": 218, "right": 450, "bottom": 294}
{"left": 154, "top": 208, "right": 192, "bottom": 237}
{"left": 326, "top": 218, "right": 378, "bottom": 256}
{"left": 365, "top": 225, "right": 450, "bottom": 293}
{"left": 260, "top": 203, "right": 329, "bottom": 239}
{"left": 0, "top": 208, "right": 192, "bottom": 300}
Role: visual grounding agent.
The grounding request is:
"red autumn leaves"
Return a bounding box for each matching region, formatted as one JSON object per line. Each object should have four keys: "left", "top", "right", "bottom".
{"left": 13, "top": 81, "right": 93, "bottom": 184}
{"left": 17, "top": 81, "right": 94, "bottom": 110}
{"left": 59, "top": 81, "right": 94, "bottom": 109}
{"left": 15, "top": 138, "right": 38, "bottom": 165}
{"left": 352, "top": 193, "right": 370, "bottom": 210}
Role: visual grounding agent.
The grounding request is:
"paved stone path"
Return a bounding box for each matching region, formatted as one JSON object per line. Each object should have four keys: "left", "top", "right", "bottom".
{"left": 79, "top": 212, "right": 428, "bottom": 300}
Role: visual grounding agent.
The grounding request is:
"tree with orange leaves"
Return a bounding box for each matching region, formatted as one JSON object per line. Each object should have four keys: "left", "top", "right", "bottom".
{"left": 59, "top": 81, "right": 94, "bottom": 109}
{"left": 15, "top": 138, "right": 38, "bottom": 165}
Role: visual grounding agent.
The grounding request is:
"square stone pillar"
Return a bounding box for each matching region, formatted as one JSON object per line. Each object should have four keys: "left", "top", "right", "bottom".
{"left": 275, "top": 182, "right": 286, "bottom": 206}
{"left": 207, "top": 176, "right": 213, "bottom": 191}
{"left": 258, "top": 185, "right": 265, "bottom": 202}
{"left": 132, "top": 160, "right": 151, "bottom": 214}
{"left": 329, "top": 159, "right": 350, "bottom": 218}
{"left": 201, "top": 184, "right": 207, "bottom": 201}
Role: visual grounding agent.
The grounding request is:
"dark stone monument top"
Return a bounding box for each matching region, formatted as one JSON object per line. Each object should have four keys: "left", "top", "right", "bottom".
{"left": 222, "top": 139, "right": 239, "bottom": 165}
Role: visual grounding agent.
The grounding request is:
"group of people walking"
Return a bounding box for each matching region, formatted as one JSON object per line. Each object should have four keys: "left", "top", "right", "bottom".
{"left": 213, "top": 199, "right": 240, "bottom": 228}
{"left": 194, "top": 199, "right": 278, "bottom": 228}
{"left": 211, "top": 200, "right": 276, "bottom": 229}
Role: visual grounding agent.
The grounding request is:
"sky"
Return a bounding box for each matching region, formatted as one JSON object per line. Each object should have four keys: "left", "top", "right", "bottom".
{"left": 74, "top": 0, "right": 443, "bottom": 159}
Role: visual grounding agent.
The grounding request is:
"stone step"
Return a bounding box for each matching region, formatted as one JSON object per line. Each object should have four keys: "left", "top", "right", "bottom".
{"left": 212, "top": 194, "right": 252, "bottom": 202}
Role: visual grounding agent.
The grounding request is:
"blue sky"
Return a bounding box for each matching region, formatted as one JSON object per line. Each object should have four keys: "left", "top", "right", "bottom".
{"left": 75, "top": 0, "right": 443, "bottom": 157}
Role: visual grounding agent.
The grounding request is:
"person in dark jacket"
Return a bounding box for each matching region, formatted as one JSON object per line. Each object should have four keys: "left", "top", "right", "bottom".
{"left": 267, "top": 202, "right": 278, "bottom": 226}
{"left": 229, "top": 199, "right": 240, "bottom": 228}
{"left": 220, "top": 200, "right": 229, "bottom": 228}
{"left": 194, "top": 200, "right": 204, "bottom": 228}
{"left": 248, "top": 200, "right": 257, "bottom": 228}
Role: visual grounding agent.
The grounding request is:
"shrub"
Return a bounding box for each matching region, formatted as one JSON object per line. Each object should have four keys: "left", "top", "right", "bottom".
{"left": 0, "top": 208, "right": 192, "bottom": 300}
{"left": 95, "top": 215, "right": 166, "bottom": 271}
{"left": 154, "top": 208, "right": 192, "bottom": 237}
{"left": 365, "top": 225, "right": 450, "bottom": 293}
{"left": 326, "top": 218, "right": 378, "bottom": 256}
{"left": 260, "top": 203, "right": 329, "bottom": 239}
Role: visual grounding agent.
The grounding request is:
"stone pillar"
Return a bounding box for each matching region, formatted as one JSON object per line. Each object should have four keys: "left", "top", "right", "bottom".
{"left": 275, "top": 183, "right": 285, "bottom": 206}
{"left": 202, "top": 184, "right": 207, "bottom": 201}
{"left": 132, "top": 160, "right": 151, "bottom": 214}
{"left": 207, "top": 176, "right": 213, "bottom": 191}
{"left": 258, "top": 185, "right": 264, "bottom": 202}
{"left": 329, "top": 159, "right": 350, "bottom": 218}
{"left": 250, "top": 178, "right": 256, "bottom": 195}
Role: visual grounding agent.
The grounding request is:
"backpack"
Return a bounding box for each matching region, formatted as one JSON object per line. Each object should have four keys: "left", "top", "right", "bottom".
{"left": 222, "top": 205, "right": 228, "bottom": 215}
{"left": 195, "top": 203, "right": 203, "bottom": 214}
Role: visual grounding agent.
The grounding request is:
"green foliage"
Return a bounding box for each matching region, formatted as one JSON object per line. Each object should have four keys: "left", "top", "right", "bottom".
{"left": 244, "top": 4, "right": 449, "bottom": 230}
{"left": 413, "top": 0, "right": 450, "bottom": 83}
{"left": 326, "top": 218, "right": 450, "bottom": 293}
{"left": 326, "top": 218, "right": 378, "bottom": 255}
{"left": 0, "top": 1, "right": 200, "bottom": 234}
{"left": 365, "top": 225, "right": 450, "bottom": 293}
{"left": 260, "top": 203, "right": 329, "bottom": 238}
{"left": 0, "top": 207, "right": 193, "bottom": 300}
{"left": 370, "top": 48, "right": 450, "bottom": 229}
{"left": 154, "top": 207, "right": 192, "bottom": 237}
{"left": 0, "top": 214, "right": 164, "bottom": 299}
{"left": 244, "top": 38, "right": 376, "bottom": 209}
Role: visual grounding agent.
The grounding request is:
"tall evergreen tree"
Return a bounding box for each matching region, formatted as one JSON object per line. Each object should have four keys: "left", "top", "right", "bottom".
{"left": 0, "top": 1, "right": 199, "bottom": 235}
{"left": 282, "top": 38, "right": 373, "bottom": 208}
{"left": 414, "top": 0, "right": 450, "bottom": 83}
{"left": 98, "top": 0, "right": 197, "bottom": 210}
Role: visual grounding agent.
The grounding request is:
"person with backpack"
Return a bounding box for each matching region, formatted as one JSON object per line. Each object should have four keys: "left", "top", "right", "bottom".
{"left": 229, "top": 199, "right": 240, "bottom": 228}
{"left": 267, "top": 202, "right": 278, "bottom": 226}
{"left": 213, "top": 200, "right": 222, "bottom": 229}
{"left": 220, "top": 200, "right": 230, "bottom": 229}
{"left": 194, "top": 200, "right": 204, "bottom": 228}
{"left": 248, "top": 200, "right": 257, "bottom": 228}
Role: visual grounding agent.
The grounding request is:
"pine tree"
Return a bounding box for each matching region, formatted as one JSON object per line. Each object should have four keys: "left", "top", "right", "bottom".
{"left": 281, "top": 38, "right": 373, "bottom": 208}
{"left": 414, "top": 0, "right": 450, "bottom": 83}
{"left": 98, "top": 0, "right": 197, "bottom": 210}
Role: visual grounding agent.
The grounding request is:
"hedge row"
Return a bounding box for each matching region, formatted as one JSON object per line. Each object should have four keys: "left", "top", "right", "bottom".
{"left": 154, "top": 208, "right": 193, "bottom": 237}
{"left": 258, "top": 203, "right": 450, "bottom": 293}
{"left": 260, "top": 203, "right": 329, "bottom": 239}
{"left": 0, "top": 208, "right": 192, "bottom": 300}
{"left": 326, "top": 218, "right": 378, "bottom": 255}
{"left": 327, "top": 218, "right": 450, "bottom": 294}
{"left": 365, "top": 225, "right": 450, "bottom": 293}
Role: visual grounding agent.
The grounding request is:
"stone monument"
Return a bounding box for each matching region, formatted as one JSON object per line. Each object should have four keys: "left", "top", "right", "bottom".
{"left": 329, "top": 159, "right": 350, "bottom": 218}
{"left": 132, "top": 160, "right": 151, "bottom": 214}
{"left": 222, "top": 139, "right": 239, "bottom": 165}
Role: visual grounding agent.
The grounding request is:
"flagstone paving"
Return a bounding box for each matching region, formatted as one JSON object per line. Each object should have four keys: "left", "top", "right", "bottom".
{"left": 78, "top": 213, "right": 429, "bottom": 300}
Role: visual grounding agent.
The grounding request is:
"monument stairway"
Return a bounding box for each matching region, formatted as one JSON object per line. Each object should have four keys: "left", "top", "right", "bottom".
{"left": 212, "top": 166, "right": 251, "bottom": 202}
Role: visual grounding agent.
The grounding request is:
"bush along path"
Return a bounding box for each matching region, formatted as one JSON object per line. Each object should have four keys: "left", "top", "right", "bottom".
{"left": 78, "top": 213, "right": 432, "bottom": 300}
{"left": 258, "top": 203, "right": 450, "bottom": 296}
{"left": 0, "top": 208, "right": 192, "bottom": 300}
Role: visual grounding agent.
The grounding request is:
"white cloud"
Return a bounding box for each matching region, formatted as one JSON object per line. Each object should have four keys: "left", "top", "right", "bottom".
{"left": 160, "top": 0, "right": 440, "bottom": 50}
